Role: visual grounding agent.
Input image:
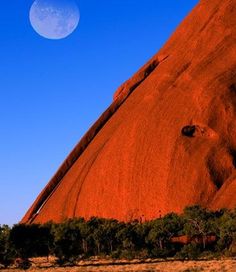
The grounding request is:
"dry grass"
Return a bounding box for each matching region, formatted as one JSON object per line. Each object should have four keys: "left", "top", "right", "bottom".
{"left": 1, "top": 257, "right": 236, "bottom": 272}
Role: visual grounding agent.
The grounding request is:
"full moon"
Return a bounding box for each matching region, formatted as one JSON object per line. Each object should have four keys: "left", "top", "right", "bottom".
{"left": 29, "top": 0, "right": 80, "bottom": 40}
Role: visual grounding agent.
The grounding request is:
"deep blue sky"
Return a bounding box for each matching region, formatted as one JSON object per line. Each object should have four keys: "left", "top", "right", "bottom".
{"left": 0, "top": 0, "right": 198, "bottom": 225}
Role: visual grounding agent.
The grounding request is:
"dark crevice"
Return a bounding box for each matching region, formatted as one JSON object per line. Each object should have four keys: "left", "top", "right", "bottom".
{"left": 114, "top": 55, "right": 169, "bottom": 101}
{"left": 206, "top": 148, "right": 236, "bottom": 191}
{"left": 198, "top": 7, "right": 219, "bottom": 33}
{"left": 144, "top": 60, "right": 159, "bottom": 77}
{"left": 207, "top": 160, "right": 225, "bottom": 190}
{"left": 181, "top": 125, "right": 196, "bottom": 137}
{"left": 229, "top": 83, "right": 236, "bottom": 94}
{"left": 229, "top": 148, "right": 236, "bottom": 169}
{"left": 168, "top": 62, "right": 191, "bottom": 89}
{"left": 126, "top": 59, "right": 160, "bottom": 94}
{"left": 176, "top": 62, "right": 191, "bottom": 78}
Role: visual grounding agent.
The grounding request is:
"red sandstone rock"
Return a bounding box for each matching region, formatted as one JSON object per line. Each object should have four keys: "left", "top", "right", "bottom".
{"left": 22, "top": 0, "right": 236, "bottom": 224}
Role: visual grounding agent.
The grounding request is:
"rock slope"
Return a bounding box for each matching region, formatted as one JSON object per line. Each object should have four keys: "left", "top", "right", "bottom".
{"left": 22, "top": 0, "right": 236, "bottom": 223}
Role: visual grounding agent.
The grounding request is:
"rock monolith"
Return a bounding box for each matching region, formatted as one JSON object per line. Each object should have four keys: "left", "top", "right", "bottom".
{"left": 22, "top": 0, "right": 236, "bottom": 223}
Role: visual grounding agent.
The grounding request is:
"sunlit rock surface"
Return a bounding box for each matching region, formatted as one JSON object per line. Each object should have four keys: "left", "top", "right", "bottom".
{"left": 22, "top": 0, "right": 236, "bottom": 223}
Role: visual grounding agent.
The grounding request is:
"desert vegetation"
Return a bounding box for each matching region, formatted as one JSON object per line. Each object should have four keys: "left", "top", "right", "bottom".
{"left": 0, "top": 206, "right": 236, "bottom": 270}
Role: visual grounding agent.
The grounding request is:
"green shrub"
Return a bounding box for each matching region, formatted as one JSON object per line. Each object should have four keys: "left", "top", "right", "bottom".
{"left": 1, "top": 206, "right": 235, "bottom": 265}
{"left": 119, "top": 249, "right": 136, "bottom": 260}
{"left": 110, "top": 249, "right": 121, "bottom": 259}
{"left": 15, "top": 258, "right": 31, "bottom": 270}
{"left": 9, "top": 224, "right": 52, "bottom": 259}
{"left": 52, "top": 219, "right": 83, "bottom": 264}
{"left": 175, "top": 243, "right": 201, "bottom": 260}
{"left": 0, "top": 225, "right": 14, "bottom": 268}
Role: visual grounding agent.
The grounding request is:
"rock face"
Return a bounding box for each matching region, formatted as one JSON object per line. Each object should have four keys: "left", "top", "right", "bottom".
{"left": 22, "top": 0, "right": 236, "bottom": 224}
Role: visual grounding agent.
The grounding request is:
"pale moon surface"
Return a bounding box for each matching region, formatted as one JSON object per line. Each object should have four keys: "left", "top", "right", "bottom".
{"left": 29, "top": 0, "right": 80, "bottom": 39}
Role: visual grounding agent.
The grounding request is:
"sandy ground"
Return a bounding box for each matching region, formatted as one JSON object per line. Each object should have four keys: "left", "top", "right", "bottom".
{"left": 1, "top": 258, "right": 236, "bottom": 272}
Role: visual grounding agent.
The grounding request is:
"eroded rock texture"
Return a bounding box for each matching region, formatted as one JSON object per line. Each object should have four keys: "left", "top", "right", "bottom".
{"left": 22, "top": 0, "right": 236, "bottom": 223}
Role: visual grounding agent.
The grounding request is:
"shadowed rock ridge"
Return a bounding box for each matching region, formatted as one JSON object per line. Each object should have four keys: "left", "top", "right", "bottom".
{"left": 22, "top": 0, "right": 236, "bottom": 224}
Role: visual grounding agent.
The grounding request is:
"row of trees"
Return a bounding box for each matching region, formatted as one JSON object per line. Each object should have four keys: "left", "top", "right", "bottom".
{"left": 0, "top": 206, "right": 236, "bottom": 269}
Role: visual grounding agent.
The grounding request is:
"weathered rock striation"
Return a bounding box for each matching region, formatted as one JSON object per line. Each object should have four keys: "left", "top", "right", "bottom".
{"left": 22, "top": 0, "right": 236, "bottom": 223}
